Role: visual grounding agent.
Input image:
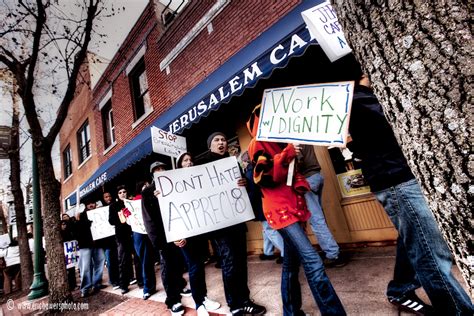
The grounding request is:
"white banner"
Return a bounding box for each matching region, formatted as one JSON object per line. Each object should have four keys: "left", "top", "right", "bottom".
{"left": 155, "top": 156, "right": 255, "bottom": 242}
{"left": 151, "top": 126, "right": 187, "bottom": 158}
{"left": 86, "top": 206, "right": 116, "bottom": 240}
{"left": 257, "top": 81, "right": 354, "bottom": 147}
{"left": 64, "top": 240, "right": 80, "bottom": 269}
{"left": 123, "top": 199, "right": 147, "bottom": 234}
{"left": 301, "top": 1, "right": 352, "bottom": 62}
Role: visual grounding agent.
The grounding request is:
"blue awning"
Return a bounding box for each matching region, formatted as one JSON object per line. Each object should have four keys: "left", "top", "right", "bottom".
{"left": 79, "top": 0, "right": 323, "bottom": 198}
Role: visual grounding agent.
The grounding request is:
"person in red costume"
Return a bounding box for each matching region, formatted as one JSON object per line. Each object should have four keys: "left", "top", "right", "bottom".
{"left": 247, "top": 104, "right": 346, "bottom": 316}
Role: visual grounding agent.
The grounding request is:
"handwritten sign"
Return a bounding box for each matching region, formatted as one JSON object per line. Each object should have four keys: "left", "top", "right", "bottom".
{"left": 64, "top": 240, "right": 80, "bottom": 269}
{"left": 155, "top": 156, "right": 255, "bottom": 242}
{"left": 123, "top": 199, "right": 147, "bottom": 234}
{"left": 151, "top": 126, "right": 187, "bottom": 158}
{"left": 0, "top": 234, "right": 11, "bottom": 248}
{"left": 86, "top": 206, "right": 116, "bottom": 240}
{"left": 257, "top": 81, "right": 354, "bottom": 147}
{"left": 301, "top": 1, "right": 352, "bottom": 62}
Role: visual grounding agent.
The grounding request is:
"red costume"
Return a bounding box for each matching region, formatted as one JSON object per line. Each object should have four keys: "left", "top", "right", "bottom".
{"left": 247, "top": 105, "right": 310, "bottom": 230}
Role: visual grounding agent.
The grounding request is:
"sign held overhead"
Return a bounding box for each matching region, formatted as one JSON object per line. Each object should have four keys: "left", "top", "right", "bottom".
{"left": 151, "top": 126, "right": 187, "bottom": 158}
{"left": 257, "top": 81, "right": 354, "bottom": 147}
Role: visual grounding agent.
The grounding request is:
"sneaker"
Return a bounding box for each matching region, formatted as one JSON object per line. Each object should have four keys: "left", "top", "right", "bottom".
{"left": 112, "top": 284, "right": 120, "bottom": 290}
{"left": 121, "top": 287, "right": 129, "bottom": 295}
{"left": 389, "top": 292, "right": 434, "bottom": 315}
{"left": 197, "top": 305, "right": 209, "bottom": 316}
{"left": 170, "top": 302, "right": 185, "bottom": 315}
{"left": 276, "top": 256, "right": 283, "bottom": 264}
{"left": 80, "top": 291, "right": 89, "bottom": 298}
{"left": 203, "top": 296, "right": 220, "bottom": 311}
{"left": 129, "top": 279, "right": 137, "bottom": 285}
{"left": 241, "top": 300, "right": 266, "bottom": 315}
{"left": 259, "top": 254, "right": 275, "bottom": 261}
{"left": 180, "top": 288, "right": 192, "bottom": 297}
{"left": 143, "top": 292, "right": 152, "bottom": 300}
{"left": 324, "top": 256, "right": 348, "bottom": 268}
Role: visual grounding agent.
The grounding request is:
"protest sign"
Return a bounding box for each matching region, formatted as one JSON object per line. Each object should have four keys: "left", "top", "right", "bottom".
{"left": 0, "top": 234, "right": 11, "bottom": 248}
{"left": 155, "top": 156, "right": 255, "bottom": 242}
{"left": 151, "top": 126, "right": 187, "bottom": 158}
{"left": 64, "top": 240, "right": 80, "bottom": 269}
{"left": 123, "top": 199, "right": 147, "bottom": 234}
{"left": 301, "top": 1, "right": 352, "bottom": 62}
{"left": 86, "top": 206, "right": 116, "bottom": 240}
{"left": 256, "top": 81, "right": 354, "bottom": 147}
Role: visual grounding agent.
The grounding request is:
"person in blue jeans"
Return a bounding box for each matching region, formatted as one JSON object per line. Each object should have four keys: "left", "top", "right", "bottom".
{"left": 295, "top": 144, "right": 346, "bottom": 267}
{"left": 349, "top": 74, "right": 473, "bottom": 315}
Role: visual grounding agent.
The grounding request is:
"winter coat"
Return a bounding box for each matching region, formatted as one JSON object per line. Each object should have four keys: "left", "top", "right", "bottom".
{"left": 141, "top": 183, "right": 168, "bottom": 250}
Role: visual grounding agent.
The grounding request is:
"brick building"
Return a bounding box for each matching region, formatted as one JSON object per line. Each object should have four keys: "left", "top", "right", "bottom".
{"left": 59, "top": 0, "right": 397, "bottom": 252}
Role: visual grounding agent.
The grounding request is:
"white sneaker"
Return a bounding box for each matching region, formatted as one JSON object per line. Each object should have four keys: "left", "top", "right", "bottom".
{"left": 171, "top": 302, "right": 184, "bottom": 315}
{"left": 197, "top": 305, "right": 209, "bottom": 316}
{"left": 203, "top": 296, "right": 220, "bottom": 311}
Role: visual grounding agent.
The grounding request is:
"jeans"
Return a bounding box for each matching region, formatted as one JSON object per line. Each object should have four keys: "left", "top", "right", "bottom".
{"left": 181, "top": 237, "right": 208, "bottom": 307}
{"left": 305, "top": 172, "right": 339, "bottom": 260}
{"left": 213, "top": 228, "right": 250, "bottom": 310}
{"left": 262, "top": 220, "right": 285, "bottom": 256}
{"left": 79, "top": 247, "right": 105, "bottom": 294}
{"left": 375, "top": 179, "right": 473, "bottom": 315}
{"left": 133, "top": 232, "right": 156, "bottom": 295}
{"left": 279, "top": 222, "right": 346, "bottom": 316}
{"left": 105, "top": 246, "right": 120, "bottom": 286}
{"left": 116, "top": 235, "right": 133, "bottom": 289}
{"left": 160, "top": 243, "right": 187, "bottom": 308}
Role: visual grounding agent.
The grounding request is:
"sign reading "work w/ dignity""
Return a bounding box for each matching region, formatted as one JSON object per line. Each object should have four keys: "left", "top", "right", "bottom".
{"left": 257, "top": 81, "right": 354, "bottom": 147}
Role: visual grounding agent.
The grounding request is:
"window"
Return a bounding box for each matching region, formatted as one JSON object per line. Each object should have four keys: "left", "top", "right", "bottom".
{"left": 129, "top": 59, "right": 151, "bottom": 120}
{"left": 77, "top": 120, "right": 91, "bottom": 164}
{"left": 101, "top": 100, "right": 115, "bottom": 149}
{"left": 62, "top": 145, "right": 72, "bottom": 179}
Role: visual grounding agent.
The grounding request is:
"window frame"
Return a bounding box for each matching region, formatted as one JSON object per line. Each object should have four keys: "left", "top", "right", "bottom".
{"left": 101, "top": 100, "right": 115, "bottom": 149}
{"left": 77, "top": 120, "right": 91, "bottom": 164}
{"left": 129, "top": 58, "right": 151, "bottom": 121}
{"left": 62, "top": 144, "right": 73, "bottom": 179}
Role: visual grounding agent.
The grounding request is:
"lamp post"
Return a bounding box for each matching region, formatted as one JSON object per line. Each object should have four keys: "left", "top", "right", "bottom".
{"left": 28, "top": 145, "right": 48, "bottom": 300}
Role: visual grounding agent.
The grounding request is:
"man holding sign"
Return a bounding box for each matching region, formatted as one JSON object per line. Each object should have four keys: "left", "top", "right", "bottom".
{"left": 195, "top": 132, "right": 266, "bottom": 316}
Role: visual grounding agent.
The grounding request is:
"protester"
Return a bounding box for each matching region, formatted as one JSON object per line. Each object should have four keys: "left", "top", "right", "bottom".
{"left": 175, "top": 152, "right": 221, "bottom": 315}
{"left": 102, "top": 191, "right": 120, "bottom": 290}
{"left": 348, "top": 74, "right": 473, "bottom": 315}
{"left": 295, "top": 144, "right": 347, "bottom": 267}
{"left": 0, "top": 238, "right": 21, "bottom": 294}
{"left": 141, "top": 161, "right": 191, "bottom": 315}
{"left": 127, "top": 181, "right": 156, "bottom": 300}
{"left": 247, "top": 105, "right": 346, "bottom": 316}
{"left": 109, "top": 186, "right": 136, "bottom": 294}
{"left": 73, "top": 199, "right": 106, "bottom": 297}
{"left": 60, "top": 218, "right": 77, "bottom": 291}
{"left": 196, "top": 132, "right": 266, "bottom": 316}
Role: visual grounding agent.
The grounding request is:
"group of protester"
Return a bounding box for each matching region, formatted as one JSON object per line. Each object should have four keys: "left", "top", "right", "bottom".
{"left": 60, "top": 73, "right": 472, "bottom": 316}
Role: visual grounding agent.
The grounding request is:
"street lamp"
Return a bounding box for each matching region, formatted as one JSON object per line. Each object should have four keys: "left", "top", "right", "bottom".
{"left": 28, "top": 142, "right": 48, "bottom": 299}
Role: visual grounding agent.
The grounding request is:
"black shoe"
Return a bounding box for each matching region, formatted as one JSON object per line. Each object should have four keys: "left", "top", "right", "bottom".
{"left": 324, "top": 256, "right": 348, "bottom": 268}
{"left": 180, "top": 288, "right": 192, "bottom": 297}
{"left": 214, "top": 261, "right": 221, "bottom": 269}
{"left": 121, "top": 287, "right": 129, "bottom": 295}
{"left": 389, "top": 292, "right": 434, "bottom": 315}
{"left": 239, "top": 300, "right": 266, "bottom": 315}
{"left": 170, "top": 302, "right": 184, "bottom": 315}
{"left": 259, "top": 254, "right": 275, "bottom": 261}
{"left": 143, "top": 292, "right": 152, "bottom": 300}
{"left": 276, "top": 256, "right": 283, "bottom": 264}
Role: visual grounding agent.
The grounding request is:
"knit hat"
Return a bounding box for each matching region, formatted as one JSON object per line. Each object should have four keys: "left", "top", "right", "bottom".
{"left": 149, "top": 161, "right": 167, "bottom": 173}
{"left": 207, "top": 132, "right": 226, "bottom": 148}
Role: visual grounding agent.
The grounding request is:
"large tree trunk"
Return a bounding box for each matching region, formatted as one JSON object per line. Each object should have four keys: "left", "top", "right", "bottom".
{"left": 35, "top": 142, "right": 71, "bottom": 304}
{"left": 9, "top": 84, "right": 34, "bottom": 290}
{"left": 332, "top": 1, "right": 472, "bottom": 289}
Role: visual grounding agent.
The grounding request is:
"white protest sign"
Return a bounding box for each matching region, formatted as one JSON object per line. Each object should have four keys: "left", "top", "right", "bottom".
{"left": 123, "top": 199, "right": 147, "bottom": 234}
{"left": 301, "top": 1, "right": 351, "bottom": 62}
{"left": 155, "top": 156, "right": 255, "bottom": 242}
{"left": 64, "top": 240, "right": 80, "bottom": 269}
{"left": 86, "top": 206, "right": 116, "bottom": 240}
{"left": 151, "top": 126, "right": 187, "bottom": 158}
{"left": 0, "top": 234, "right": 11, "bottom": 248}
{"left": 257, "top": 81, "right": 354, "bottom": 147}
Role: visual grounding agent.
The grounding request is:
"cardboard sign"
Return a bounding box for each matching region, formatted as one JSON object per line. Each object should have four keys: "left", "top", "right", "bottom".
{"left": 123, "top": 199, "right": 147, "bottom": 234}
{"left": 151, "top": 126, "right": 187, "bottom": 158}
{"left": 155, "top": 156, "right": 255, "bottom": 242}
{"left": 86, "top": 206, "right": 116, "bottom": 240}
{"left": 0, "top": 234, "right": 11, "bottom": 248}
{"left": 64, "top": 240, "right": 80, "bottom": 269}
{"left": 257, "top": 81, "right": 354, "bottom": 147}
{"left": 301, "top": 1, "right": 352, "bottom": 62}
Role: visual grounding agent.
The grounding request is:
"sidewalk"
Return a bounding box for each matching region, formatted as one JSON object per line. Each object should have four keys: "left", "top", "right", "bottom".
{"left": 1, "top": 245, "right": 471, "bottom": 315}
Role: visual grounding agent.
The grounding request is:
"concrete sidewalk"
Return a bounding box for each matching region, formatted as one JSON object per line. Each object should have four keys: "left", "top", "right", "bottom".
{"left": 2, "top": 245, "right": 472, "bottom": 315}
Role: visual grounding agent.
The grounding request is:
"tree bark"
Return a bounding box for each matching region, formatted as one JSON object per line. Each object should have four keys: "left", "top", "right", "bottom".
{"left": 8, "top": 80, "right": 34, "bottom": 291}
{"left": 332, "top": 1, "right": 472, "bottom": 289}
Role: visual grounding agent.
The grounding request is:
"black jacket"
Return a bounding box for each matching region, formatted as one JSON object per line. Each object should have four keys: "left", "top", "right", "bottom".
{"left": 141, "top": 184, "right": 168, "bottom": 250}
{"left": 108, "top": 200, "right": 132, "bottom": 242}
{"left": 73, "top": 211, "right": 94, "bottom": 249}
{"left": 196, "top": 151, "right": 247, "bottom": 237}
{"left": 348, "top": 85, "right": 414, "bottom": 192}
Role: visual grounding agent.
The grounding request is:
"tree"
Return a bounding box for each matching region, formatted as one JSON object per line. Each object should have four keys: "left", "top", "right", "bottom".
{"left": 0, "top": 70, "right": 34, "bottom": 291}
{"left": 332, "top": 1, "right": 472, "bottom": 289}
{"left": 0, "top": 0, "right": 103, "bottom": 303}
